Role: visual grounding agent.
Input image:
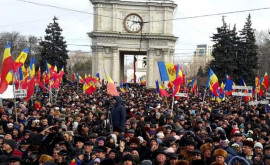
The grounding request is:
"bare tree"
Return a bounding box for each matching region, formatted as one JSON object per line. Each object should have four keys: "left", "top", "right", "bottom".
{"left": 0, "top": 32, "right": 41, "bottom": 68}
{"left": 256, "top": 30, "right": 270, "bottom": 75}
{"left": 67, "top": 51, "right": 92, "bottom": 75}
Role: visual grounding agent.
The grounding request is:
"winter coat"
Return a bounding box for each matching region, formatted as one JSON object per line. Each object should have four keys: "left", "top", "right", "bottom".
{"left": 111, "top": 96, "right": 126, "bottom": 131}
{"left": 228, "top": 156, "right": 250, "bottom": 165}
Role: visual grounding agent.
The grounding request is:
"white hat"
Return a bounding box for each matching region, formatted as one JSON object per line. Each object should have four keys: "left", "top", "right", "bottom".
{"left": 254, "top": 142, "right": 263, "bottom": 149}
{"left": 156, "top": 132, "right": 165, "bottom": 139}
{"left": 7, "top": 123, "right": 13, "bottom": 127}
{"left": 138, "top": 136, "right": 144, "bottom": 144}
{"left": 94, "top": 158, "right": 100, "bottom": 163}
{"left": 165, "top": 147, "right": 175, "bottom": 153}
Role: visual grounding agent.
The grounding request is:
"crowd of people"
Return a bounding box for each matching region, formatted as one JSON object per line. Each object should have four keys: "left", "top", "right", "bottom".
{"left": 0, "top": 83, "right": 269, "bottom": 165}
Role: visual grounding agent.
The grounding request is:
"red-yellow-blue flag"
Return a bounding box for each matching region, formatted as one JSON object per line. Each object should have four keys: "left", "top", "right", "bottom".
{"left": 207, "top": 68, "right": 219, "bottom": 97}
{"left": 105, "top": 70, "right": 119, "bottom": 96}
{"left": 261, "top": 72, "right": 269, "bottom": 89}
{"left": 0, "top": 42, "right": 15, "bottom": 94}
{"left": 14, "top": 48, "right": 28, "bottom": 71}
{"left": 155, "top": 80, "right": 169, "bottom": 97}
{"left": 120, "top": 82, "right": 125, "bottom": 93}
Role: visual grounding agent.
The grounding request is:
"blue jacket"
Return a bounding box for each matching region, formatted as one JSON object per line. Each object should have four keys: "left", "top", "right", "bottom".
{"left": 111, "top": 96, "right": 126, "bottom": 131}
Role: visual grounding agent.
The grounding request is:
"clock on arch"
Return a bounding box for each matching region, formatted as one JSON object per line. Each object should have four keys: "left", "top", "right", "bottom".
{"left": 123, "top": 13, "right": 143, "bottom": 33}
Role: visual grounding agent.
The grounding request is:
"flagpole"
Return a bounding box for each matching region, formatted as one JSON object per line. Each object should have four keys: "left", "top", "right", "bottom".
{"left": 200, "top": 87, "right": 207, "bottom": 113}
{"left": 77, "top": 81, "right": 79, "bottom": 93}
{"left": 49, "top": 83, "right": 51, "bottom": 104}
{"left": 12, "top": 72, "right": 18, "bottom": 123}
{"left": 171, "top": 96, "right": 174, "bottom": 111}
{"left": 255, "top": 77, "right": 258, "bottom": 101}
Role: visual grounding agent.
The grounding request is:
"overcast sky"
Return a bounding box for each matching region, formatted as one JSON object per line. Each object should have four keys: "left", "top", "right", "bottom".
{"left": 1, "top": 0, "right": 270, "bottom": 57}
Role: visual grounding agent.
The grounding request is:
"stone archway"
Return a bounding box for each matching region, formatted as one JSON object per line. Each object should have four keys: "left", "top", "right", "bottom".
{"left": 89, "top": 0, "right": 178, "bottom": 87}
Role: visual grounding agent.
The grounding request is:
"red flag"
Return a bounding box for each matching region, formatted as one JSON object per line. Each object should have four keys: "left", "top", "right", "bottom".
{"left": 0, "top": 42, "right": 14, "bottom": 94}
{"left": 105, "top": 71, "right": 119, "bottom": 96}
{"left": 25, "top": 77, "right": 35, "bottom": 101}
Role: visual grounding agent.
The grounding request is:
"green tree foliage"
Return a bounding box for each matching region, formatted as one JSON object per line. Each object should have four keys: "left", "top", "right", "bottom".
{"left": 209, "top": 15, "right": 258, "bottom": 85}
{"left": 197, "top": 66, "right": 204, "bottom": 77}
{"left": 39, "top": 17, "right": 68, "bottom": 74}
{"left": 209, "top": 17, "right": 238, "bottom": 82}
{"left": 237, "top": 14, "right": 259, "bottom": 85}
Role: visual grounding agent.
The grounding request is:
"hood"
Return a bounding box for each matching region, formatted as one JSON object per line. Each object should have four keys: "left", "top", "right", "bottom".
{"left": 115, "top": 96, "right": 122, "bottom": 106}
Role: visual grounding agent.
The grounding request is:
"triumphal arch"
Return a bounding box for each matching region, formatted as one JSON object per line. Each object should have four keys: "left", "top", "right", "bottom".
{"left": 89, "top": 0, "right": 177, "bottom": 87}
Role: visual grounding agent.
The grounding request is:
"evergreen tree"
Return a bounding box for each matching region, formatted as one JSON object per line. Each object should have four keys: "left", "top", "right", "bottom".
{"left": 237, "top": 14, "right": 258, "bottom": 85}
{"left": 39, "top": 17, "right": 69, "bottom": 75}
{"left": 209, "top": 17, "right": 238, "bottom": 82}
{"left": 197, "top": 66, "right": 204, "bottom": 77}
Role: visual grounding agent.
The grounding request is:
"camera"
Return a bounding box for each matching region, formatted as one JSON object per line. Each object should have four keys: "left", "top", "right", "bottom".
{"left": 104, "top": 100, "right": 111, "bottom": 109}
{"left": 26, "top": 151, "right": 40, "bottom": 163}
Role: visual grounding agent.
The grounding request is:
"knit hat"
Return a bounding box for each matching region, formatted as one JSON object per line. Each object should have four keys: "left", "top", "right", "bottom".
{"left": 219, "top": 140, "right": 228, "bottom": 149}
{"left": 243, "top": 140, "right": 254, "bottom": 148}
{"left": 11, "top": 149, "right": 23, "bottom": 161}
{"left": 4, "top": 140, "right": 16, "bottom": 149}
{"left": 254, "top": 142, "right": 263, "bottom": 149}
{"left": 214, "top": 149, "right": 227, "bottom": 159}
{"left": 156, "top": 132, "right": 165, "bottom": 139}
{"left": 141, "top": 160, "right": 152, "bottom": 165}
{"left": 122, "top": 154, "right": 133, "bottom": 162}
{"left": 164, "top": 147, "right": 175, "bottom": 154}
{"left": 94, "top": 158, "right": 101, "bottom": 163}
{"left": 186, "top": 140, "right": 197, "bottom": 146}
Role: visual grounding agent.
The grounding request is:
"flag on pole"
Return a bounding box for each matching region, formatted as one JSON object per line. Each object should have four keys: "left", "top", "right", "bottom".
{"left": 262, "top": 72, "right": 269, "bottom": 89}
{"left": 225, "top": 74, "right": 233, "bottom": 91}
{"left": 0, "top": 42, "right": 15, "bottom": 94}
{"left": 14, "top": 48, "right": 28, "bottom": 71}
{"left": 105, "top": 70, "right": 119, "bottom": 96}
{"left": 120, "top": 82, "right": 125, "bottom": 93}
{"left": 206, "top": 68, "right": 219, "bottom": 97}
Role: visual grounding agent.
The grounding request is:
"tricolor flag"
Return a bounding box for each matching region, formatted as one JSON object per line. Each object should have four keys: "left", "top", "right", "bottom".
{"left": 14, "top": 48, "right": 28, "bottom": 71}
{"left": 261, "top": 72, "right": 269, "bottom": 89}
{"left": 155, "top": 80, "right": 169, "bottom": 97}
{"left": 207, "top": 68, "right": 219, "bottom": 97}
{"left": 0, "top": 42, "right": 15, "bottom": 94}
{"left": 120, "top": 82, "right": 125, "bottom": 93}
{"left": 105, "top": 70, "right": 119, "bottom": 96}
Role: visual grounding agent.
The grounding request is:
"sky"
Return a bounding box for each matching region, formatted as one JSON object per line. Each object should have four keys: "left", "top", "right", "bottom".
{"left": 0, "top": 0, "right": 270, "bottom": 58}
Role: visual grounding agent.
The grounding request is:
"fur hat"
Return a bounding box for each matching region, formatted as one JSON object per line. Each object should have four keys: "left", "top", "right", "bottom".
{"left": 243, "top": 140, "right": 254, "bottom": 148}
{"left": 39, "top": 154, "right": 54, "bottom": 162}
{"left": 129, "top": 137, "right": 140, "bottom": 145}
{"left": 54, "top": 111, "right": 61, "bottom": 116}
{"left": 214, "top": 149, "right": 227, "bottom": 159}
{"left": 175, "top": 160, "right": 189, "bottom": 165}
{"left": 200, "top": 143, "right": 212, "bottom": 153}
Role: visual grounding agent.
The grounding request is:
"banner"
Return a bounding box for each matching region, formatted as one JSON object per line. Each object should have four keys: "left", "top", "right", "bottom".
{"left": 0, "top": 85, "right": 14, "bottom": 99}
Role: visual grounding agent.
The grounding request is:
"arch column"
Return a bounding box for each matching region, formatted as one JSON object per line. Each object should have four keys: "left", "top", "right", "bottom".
{"left": 146, "top": 48, "right": 155, "bottom": 88}
{"left": 112, "top": 47, "right": 120, "bottom": 85}
{"left": 95, "top": 46, "right": 104, "bottom": 80}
